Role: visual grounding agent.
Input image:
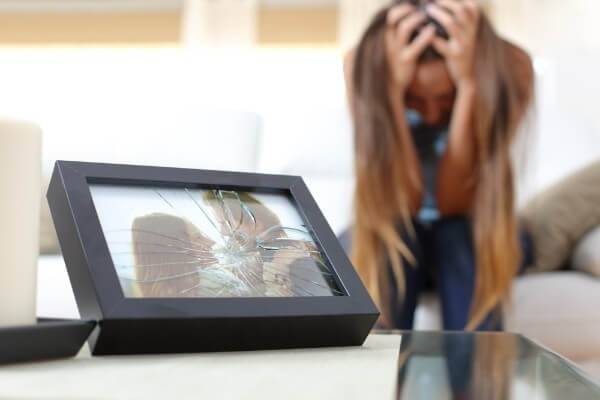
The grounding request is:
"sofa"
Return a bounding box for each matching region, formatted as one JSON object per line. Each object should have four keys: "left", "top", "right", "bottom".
{"left": 30, "top": 104, "right": 600, "bottom": 380}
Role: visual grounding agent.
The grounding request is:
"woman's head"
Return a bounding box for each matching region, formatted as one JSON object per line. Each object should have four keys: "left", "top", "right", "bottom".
{"left": 405, "top": 58, "right": 455, "bottom": 127}
{"left": 393, "top": 0, "right": 455, "bottom": 127}
{"left": 350, "top": 0, "right": 534, "bottom": 328}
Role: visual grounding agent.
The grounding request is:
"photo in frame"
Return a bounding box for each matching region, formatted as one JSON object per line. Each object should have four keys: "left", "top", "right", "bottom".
{"left": 48, "top": 161, "right": 379, "bottom": 355}
{"left": 89, "top": 184, "right": 343, "bottom": 299}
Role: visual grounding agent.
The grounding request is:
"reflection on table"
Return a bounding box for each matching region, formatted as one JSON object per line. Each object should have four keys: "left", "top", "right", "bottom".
{"left": 384, "top": 331, "right": 600, "bottom": 400}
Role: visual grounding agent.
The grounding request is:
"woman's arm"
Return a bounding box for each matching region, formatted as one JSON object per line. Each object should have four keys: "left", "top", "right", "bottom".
{"left": 436, "top": 81, "right": 477, "bottom": 215}
{"left": 428, "top": 0, "right": 480, "bottom": 215}
{"left": 430, "top": 1, "right": 534, "bottom": 215}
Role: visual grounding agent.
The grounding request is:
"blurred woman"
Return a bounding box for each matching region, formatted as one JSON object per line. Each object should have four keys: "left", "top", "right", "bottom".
{"left": 342, "top": 0, "right": 534, "bottom": 330}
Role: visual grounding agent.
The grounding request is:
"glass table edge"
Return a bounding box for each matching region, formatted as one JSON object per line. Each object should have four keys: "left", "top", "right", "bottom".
{"left": 372, "top": 329, "right": 600, "bottom": 388}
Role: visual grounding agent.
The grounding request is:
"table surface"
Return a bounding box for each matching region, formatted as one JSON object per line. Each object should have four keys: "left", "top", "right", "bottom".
{"left": 389, "top": 330, "right": 600, "bottom": 399}
{"left": 0, "top": 331, "right": 598, "bottom": 400}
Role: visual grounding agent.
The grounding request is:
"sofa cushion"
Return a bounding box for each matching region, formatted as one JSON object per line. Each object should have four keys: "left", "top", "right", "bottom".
{"left": 521, "top": 160, "right": 600, "bottom": 272}
{"left": 258, "top": 107, "right": 353, "bottom": 177}
{"left": 301, "top": 176, "right": 355, "bottom": 235}
{"left": 572, "top": 225, "right": 600, "bottom": 277}
{"left": 42, "top": 110, "right": 262, "bottom": 174}
{"left": 38, "top": 110, "right": 262, "bottom": 255}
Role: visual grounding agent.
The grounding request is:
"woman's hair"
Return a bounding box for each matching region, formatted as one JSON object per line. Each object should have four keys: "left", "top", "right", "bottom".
{"left": 350, "top": 0, "right": 534, "bottom": 328}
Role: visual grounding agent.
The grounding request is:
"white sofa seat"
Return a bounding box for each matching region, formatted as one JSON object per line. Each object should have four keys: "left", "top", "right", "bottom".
{"left": 413, "top": 271, "right": 600, "bottom": 363}
{"left": 38, "top": 255, "right": 600, "bottom": 364}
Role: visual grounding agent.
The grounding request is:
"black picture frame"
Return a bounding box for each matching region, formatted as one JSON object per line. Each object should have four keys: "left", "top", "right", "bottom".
{"left": 47, "top": 160, "right": 378, "bottom": 355}
{"left": 0, "top": 318, "right": 95, "bottom": 364}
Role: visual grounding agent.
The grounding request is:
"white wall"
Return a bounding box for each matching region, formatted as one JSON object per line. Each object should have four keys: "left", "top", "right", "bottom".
{"left": 492, "top": 0, "right": 600, "bottom": 54}
{"left": 492, "top": 0, "right": 600, "bottom": 194}
{"left": 0, "top": 47, "right": 345, "bottom": 172}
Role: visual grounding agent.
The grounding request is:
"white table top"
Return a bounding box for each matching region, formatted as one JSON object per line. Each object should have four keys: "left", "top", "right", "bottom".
{"left": 0, "top": 334, "right": 401, "bottom": 400}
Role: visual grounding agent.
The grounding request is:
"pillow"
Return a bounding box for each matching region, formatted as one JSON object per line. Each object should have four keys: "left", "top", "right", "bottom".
{"left": 520, "top": 160, "right": 600, "bottom": 272}
{"left": 572, "top": 225, "right": 600, "bottom": 277}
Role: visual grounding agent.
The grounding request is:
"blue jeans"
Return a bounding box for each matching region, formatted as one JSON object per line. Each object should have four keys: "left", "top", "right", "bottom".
{"left": 338, "top": 217, "right": 534, "bottom": 331}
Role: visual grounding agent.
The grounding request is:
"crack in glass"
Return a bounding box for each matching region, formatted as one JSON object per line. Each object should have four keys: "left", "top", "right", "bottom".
{"left": 91, "top": 185, "right": 344, "bottom": 298}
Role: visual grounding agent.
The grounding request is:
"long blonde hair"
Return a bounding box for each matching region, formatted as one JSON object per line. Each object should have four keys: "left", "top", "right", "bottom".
{"left": 350, "top": 0, "right": 534, "bottom": 329}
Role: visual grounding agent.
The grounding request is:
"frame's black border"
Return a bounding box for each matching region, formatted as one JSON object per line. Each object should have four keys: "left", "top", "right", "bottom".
{"left": 48, "top": 160, "right": 378, "bottom": 354}
{"left": 0, "top": 318, "right": 95, "bottom": 364}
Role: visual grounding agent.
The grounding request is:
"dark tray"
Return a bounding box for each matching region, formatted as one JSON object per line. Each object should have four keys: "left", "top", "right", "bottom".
{"left": 0, "top": 318, "right": 95, "bottom": 365}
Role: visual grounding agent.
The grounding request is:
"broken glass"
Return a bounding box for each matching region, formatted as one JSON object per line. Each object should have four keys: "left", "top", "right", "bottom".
{"left": 88, "top": 184, "right": 344, "bottom": 298}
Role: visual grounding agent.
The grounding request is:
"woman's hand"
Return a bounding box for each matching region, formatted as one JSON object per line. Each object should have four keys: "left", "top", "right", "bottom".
{"left": 385, "top": 4, "right": 436, "bottom": 91}
{"left": 427, "top": 0, "right": 480, "bottom": 89}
